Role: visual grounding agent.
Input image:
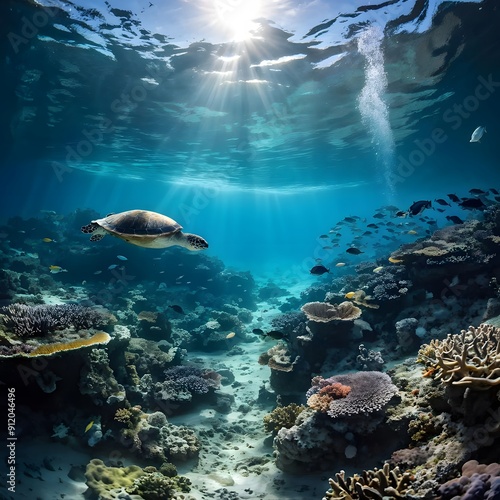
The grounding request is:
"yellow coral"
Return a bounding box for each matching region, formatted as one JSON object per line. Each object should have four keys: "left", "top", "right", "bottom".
{"left": 28, "top": 331, "right": 111, "bottom": 357}
{"left": 263, "top": 403, "right": 306, "bottom": 433}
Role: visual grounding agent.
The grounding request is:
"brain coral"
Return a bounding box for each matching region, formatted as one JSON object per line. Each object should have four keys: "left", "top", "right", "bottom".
{"left": 306, "top": 371, "right": 398, "bottom": 418}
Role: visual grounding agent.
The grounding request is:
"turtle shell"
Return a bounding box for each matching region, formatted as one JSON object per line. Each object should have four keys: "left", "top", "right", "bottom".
{"left": 96, "top": 210, "right": 182, "bottom": 237}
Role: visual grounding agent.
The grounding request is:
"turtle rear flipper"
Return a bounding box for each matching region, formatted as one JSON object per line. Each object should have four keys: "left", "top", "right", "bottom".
{"left": 81, "top": 222, "right": 98, "bottom": 234}
{"left": 90, "top": 233, "right": 105, "bottom": 242}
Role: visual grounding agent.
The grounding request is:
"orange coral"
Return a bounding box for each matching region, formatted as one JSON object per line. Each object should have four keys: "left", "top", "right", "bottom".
{"left": 318, "top": 382, "right": 351, "bottom": 399}
{"left": 28, "top": 331, "right": 111, "bottom": 357}
{"left": 307, "top": 382, "right": 351, "bottom": 412}
{"left": 307, "top": 393, "right": 332, "bottom": 413}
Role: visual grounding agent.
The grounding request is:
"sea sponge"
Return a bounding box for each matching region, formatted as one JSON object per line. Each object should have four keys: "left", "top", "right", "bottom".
{"left": 128, "top": 471, "right": 191, "bottom": 499}
{"left": 263, "top": 403, "right": 307, "bottom": 433}
{"left": 301, "top": 301, "right": 362, "bottom": 322}
{"left": 28, "top": 331, "right": 111, "bottom": 357}
{"left": 84, "top": 458, "right": 144, "bottom": 500}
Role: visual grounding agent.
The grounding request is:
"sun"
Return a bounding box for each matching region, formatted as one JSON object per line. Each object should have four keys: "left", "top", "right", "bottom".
{"left": 215, "top": 0, "right": 263, "bottom": 41}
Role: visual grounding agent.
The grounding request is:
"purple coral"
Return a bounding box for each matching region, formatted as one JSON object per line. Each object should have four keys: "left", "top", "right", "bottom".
{"left": 306, "top": 371, "right": 398, "bottom": 418}
{"left": 163, "top": 365, "right": 220, "bottom": 395}
{"left": 0, "top": 303, "right": 108, "bottom": 336}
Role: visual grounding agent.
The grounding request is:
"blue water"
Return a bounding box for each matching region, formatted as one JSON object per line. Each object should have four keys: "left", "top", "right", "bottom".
{"left": 3, "top": 1, "right": 500, "bottom": 498}
{"left": 3, "top": 0, "right": 500, "bottom": 278}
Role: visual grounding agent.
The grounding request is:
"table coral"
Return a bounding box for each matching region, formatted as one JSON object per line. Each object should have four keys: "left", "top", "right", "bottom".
{"left": 418, "top": 323, "right": 500, "bottom": 389}
{"left": 306, "top": 371, "right": 398, "bottom": 418}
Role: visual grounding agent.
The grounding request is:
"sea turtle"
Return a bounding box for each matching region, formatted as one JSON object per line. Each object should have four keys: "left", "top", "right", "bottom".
{"left": 81, "top": 210, "right": 208, "bottom": 250}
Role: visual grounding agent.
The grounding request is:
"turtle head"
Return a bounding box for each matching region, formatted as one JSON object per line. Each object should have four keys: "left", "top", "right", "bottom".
{"left": 183, "top": 233, "right": 209, "bottom": 251}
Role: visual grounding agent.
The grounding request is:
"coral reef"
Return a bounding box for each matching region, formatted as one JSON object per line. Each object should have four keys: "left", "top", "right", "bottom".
{"left": 437, "top": 460, "right": 500, "bottom": 499}
{"left": 418, "top": 323, "right": 500, "bottom": 388}
{"left": 0, "top": 303, "right": 110, "bottom": 336}
{"left": 153, "top": 364, "right": 221, "bottom": 403}
{"left": 323, "top": 463, "right": 414, "bottom": 499}
{"left": 263, "top": 403, "right": 307, "bottom": 433}
{"left": 306, "top": 371, "right": 398, "bottom": 418}
{"left": 356, "top": 344, "right": 385, "bottom": 371}
{"left": 28, "top": 331, "right": 111, "bottom": 357}
{"left": 301, "top": 301, "right": 362, "bottom": 322}
{"left": 79, "top": 348, "right": 125, "bottom": 406}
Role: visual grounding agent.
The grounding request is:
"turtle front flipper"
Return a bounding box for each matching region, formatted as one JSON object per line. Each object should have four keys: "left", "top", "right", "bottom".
{"left": 90, "top": 233, "right": 105, "bottom": 242}
{"left": 81, "top": 222, "right": 98, "bottom": 234}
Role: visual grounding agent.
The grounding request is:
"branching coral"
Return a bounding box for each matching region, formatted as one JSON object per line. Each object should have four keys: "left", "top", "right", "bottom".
{"left": 301, "top": 301, "right": 361, "bottom": 322}
{"left": 156, "top": 365, "right": 221, "bottom": 402}
{"left": 0, "top": 303, "right": 109, "bottom": 336}
{"left": 323, "top": 463, "right": 414, "bottom": 499}
{"left": 263, "top": 403, "right": 307, "bottom": 433}
{"left": 306, "top": 372, "right": 398, "bottom": 418}
{"left": 418, "top": 323, "right": 500, "bottom": 389}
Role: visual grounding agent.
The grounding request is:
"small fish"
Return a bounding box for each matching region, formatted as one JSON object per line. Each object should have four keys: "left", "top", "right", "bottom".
{"left": 177, "top": 275, "right": 184, "bottom": 280}
{"left": 82, "top": 280, "right": 87, "bottom": 285}
{"left": 93, "top": 270, "right": 102, "bottom": 275}
{"left": 490, "top": 188, "right": 499, "bottom": 195}
{"left": 226, "top": 332, "right": 236, "bottom": 339}
{"left": 373, "top": 213, "right": 385, "bottom": 219}
{"left": 469, "top": 188, "right": 486, "bottom": 195}
{"left": 436, "top": 208, "right": 445, "bottom": 213}
{"left": 263, "top": 330, "right": 286, "bottom": 340}
{"left": 49, "top": 265, "right": 67, "bottom": 274}
{"left": 42, "top": 237, "right": 55, "bottom": 243}
{"left": 335, "top": 262, "right": 346, "bottom": 267}
{"left": 470, "top": 126, "right": 486, "bottom": 143}
{"left": 168, "top": 304, "right": 184, "bottom": 314}
{"left": 434, "top": 199, "right": 450, "bottom": 206}
{"left": 388, "top": 256, "right": 403, "bottom": 264}
{"left": 345, "top": 292, "right": 356, "bottom": 299}
{"left": 85, "top": 420, "right": 94, "bottom": 433}
{"left": 108, "top": 264, "right": 118, "bottom": 270}
{"left": 346, "top": 247, "right": 363, "bottom": 255}
{"left": 310, "top": 265, "right": 330, "bottom": 275}
{"left": 253, "top": 328, "right": 264, "bottom": 335}
{"left": 116, "top": 255, "right": 128, "bottom": 261}
{"left": 446, "top": 215, "right": 464, "bottom": 224}
{"left": 447, "top": 193, "right": 460, "bottom": 202}
{"left": 343, "top": 217, "right": 358, "bottom": 223}
{"left": 367, "top": 223, "right": 379, "bottom": 229}
{"left": 322, "top": 246, "right": 333, "bottom": 250}
{"left": 395, "top": 211, "right": 407, "bottom": 218}
{"left": 372, "top": 266, "right": 384, "bottom": 273}
{"left": 408, "top": 200, "right": 432, "bottom": 216}
{"left": 319, "top": 234, "right": 329, "bottom": 239}
{"left": 459, "top": 197, "right": 486, "bottom": 209}
{"left": 407, "top": 230, "right": 418, "bottom": 235}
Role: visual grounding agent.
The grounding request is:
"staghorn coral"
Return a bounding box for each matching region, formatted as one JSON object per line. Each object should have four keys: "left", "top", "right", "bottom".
{"left": 418, "top": 323, "right": 500, "bottom": 389}
{"left": 306, "top": 372, "right": 398, "bottom": 419}
{"left": 27, "top": 331, "right": 111, "bottom": 357}
{"left": 263, "top": 403, "right": 307, "bottom": 433}
{"left": 301, "top": 301, "right": 361, "bottom": 322}
{"left": 0, "top": 303, "right": 109, "bottom": 337}
{"left": 323, "top": 463, "right": 414, "bottom": 499}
